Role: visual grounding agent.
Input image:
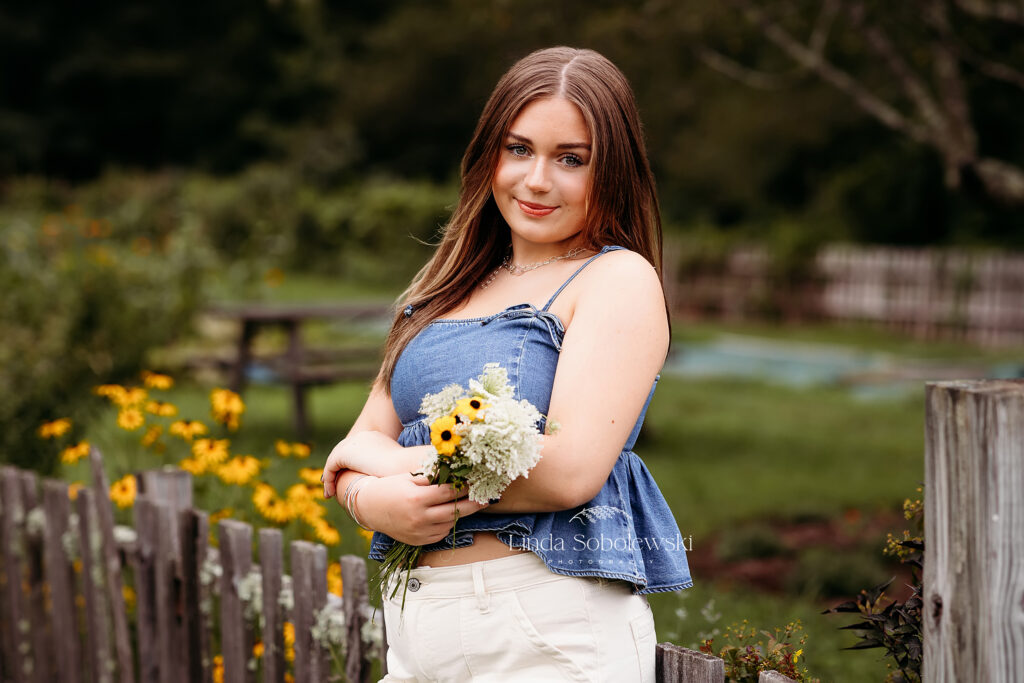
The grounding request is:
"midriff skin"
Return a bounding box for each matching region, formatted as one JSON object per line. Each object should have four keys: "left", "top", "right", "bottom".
{"left": 417, "top": 532, "right": 526, "bottom": 567}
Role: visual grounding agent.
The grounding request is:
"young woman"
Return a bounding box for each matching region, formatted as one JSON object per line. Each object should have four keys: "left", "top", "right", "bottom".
{"left": 321, "top": 46, "right": 692, "bottom": 682}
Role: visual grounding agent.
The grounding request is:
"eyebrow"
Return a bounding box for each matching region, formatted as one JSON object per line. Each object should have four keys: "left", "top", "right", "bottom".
{"left": 508, "top": 132, "right": 591, "bottom": 151}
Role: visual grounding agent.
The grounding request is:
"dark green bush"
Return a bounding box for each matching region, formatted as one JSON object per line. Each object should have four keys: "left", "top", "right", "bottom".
{"left": 0, "top": 205, "right": 208, "bottom": 473}
{"left": 715, "top": 523, "right": 790, "bottom": 563}
{"left": 785, "top": 546, "right": 891, "bottom": 599}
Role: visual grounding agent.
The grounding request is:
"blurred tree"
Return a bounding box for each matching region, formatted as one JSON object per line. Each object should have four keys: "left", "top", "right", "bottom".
{"left": 705, "top": 0, "right": 1024, "bottom": 205}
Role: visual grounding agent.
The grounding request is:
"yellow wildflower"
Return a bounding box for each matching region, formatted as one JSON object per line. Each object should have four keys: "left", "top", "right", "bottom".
{"left": 210, "top": 388, "right": 245, "bottom": 431}
{"left": 283, "top": 622, "right": 295, "bottom": 662}
{"left": 454, "top": 396, "right": 489, "bottom": 421}
{"left": 793, "top": 648, "right": 803, "bottom": 663}
{"left": 117, "top": 408, "right": 145, "bottom": 431}
{"left": 109, "top": 474, "right": 137, "bottom": 509}
{"left": 61, "top": 441, "right": 90, "bottom": 465}
{"left": 178, "top": 457, "right": 206, "bottom": 475}
{"left": 258, "top": 498, "right": 295, "bottom": 525}
{"left": 141, "top": 425, "right": 163, "bottom": 448}
{"left": 311, "top": 518, "right": 340, "bottom": 546}
{"left": 430, "top": 415, "right": 461, "bottom": 456}
{"left": 141, "top": 371, "right": 174, "bottom": 390}
{"left": 192, "top": 438, "right": 230, "bottom": 468}
{"left": 357, "top": 527, "right": 374, "bottom": 544}
{"left": 215, "top": 456, "right": 261, "bottom": 485}
{"left": 252, "top": 483, "right": 276, "bottom": 510}
{"left": 327, "top": 563, "right": 343, "bottom": 597}
{"left": 38, "top": 418, "right": 72, "bottom": 439}
{"left": 94, "top": 384, "right": 127, "bottom": 403}
{"left": 122, "top": 585, "right": 136, "bottom": 612}
{"left": 111, "top": 386, "right": 148, "bottom": 408}
{"left": 298, "top": 467, "right": 322, "bottom": 486}
{"left": 67, "top": 482, "right": 84, "bottom": 501}
{"left": 145, "top": 401, "right": 177, "bottom": 417}
{"left": 252, "top": 641, "right": 265, "bottom": 658}
{"left": 210, "top": 508, "right": 233, "bottom": 524}
{"left": 212, "top": 655, "right": 224, "bottom": 683}
{"left": 169, "top": 420, "right": 207, "bottom": 441}
{"left": 275, "top": 439, "right": 291, "bottom": 457}
{"left": 290, "top": 443, "right": 311, "bottom": 458}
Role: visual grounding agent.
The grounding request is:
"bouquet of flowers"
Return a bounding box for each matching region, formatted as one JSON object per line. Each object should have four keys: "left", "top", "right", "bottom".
{"left": 377, "top": 362, "right": 550, "bottom": 608}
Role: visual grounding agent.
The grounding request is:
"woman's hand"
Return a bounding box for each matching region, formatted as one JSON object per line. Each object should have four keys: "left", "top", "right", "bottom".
{"left": 354, "top": 473, "right": 489, "bottom": 546}
{"left": 322, "top": 431, "right": 431, "bottom": 498}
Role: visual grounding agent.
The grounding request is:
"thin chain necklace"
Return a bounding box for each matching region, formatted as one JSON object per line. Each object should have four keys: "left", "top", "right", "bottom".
{"left": 480, "top": 246, "right": 587, "bottom": 289}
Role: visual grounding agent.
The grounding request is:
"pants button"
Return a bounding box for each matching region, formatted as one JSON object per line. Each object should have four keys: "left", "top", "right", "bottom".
{"left": 408, "top": 578, "right": 421, "bottom": 592}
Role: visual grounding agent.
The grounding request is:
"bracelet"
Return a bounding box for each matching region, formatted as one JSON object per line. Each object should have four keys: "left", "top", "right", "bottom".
{"left": 344, "top": 475, "right": 373, "bottom": 531}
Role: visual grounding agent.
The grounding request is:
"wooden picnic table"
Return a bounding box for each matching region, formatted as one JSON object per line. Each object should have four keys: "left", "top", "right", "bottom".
{"left": 204, "top": 302, "right": 391, "bottom": 439}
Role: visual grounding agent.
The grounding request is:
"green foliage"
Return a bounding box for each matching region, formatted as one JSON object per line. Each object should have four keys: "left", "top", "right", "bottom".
{"left": 823, "top": 492, "right": 924, "bottom": 683}
{"left": 0, "top": 206, "right": 208, "bottom": 473}
{"left": 700, "top": 620, "right": 819, "bottom": 682}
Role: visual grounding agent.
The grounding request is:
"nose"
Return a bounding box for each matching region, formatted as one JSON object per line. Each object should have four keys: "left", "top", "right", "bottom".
{"left": 524, "top": 158, "right": 552, "bottom": 193}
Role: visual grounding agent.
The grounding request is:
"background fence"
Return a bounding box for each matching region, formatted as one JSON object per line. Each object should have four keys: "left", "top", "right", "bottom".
{"left": 0, "top": 448, "right": 799, "bottom": 683}
{"left": 671, "top": 244, "right": 1024, "bottom": 346}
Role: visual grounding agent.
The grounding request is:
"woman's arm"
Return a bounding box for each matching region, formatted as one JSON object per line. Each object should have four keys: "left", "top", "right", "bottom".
{"left": 486, "top": 249, "right": 669, "bottom": 513}
{"left": 322, "top": 378, "right": 488, "bottom": 541}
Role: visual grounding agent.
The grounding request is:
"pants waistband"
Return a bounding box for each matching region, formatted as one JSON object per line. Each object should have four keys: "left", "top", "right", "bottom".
{"left": 386, "top": 552, "right": 564, "bottom": 600}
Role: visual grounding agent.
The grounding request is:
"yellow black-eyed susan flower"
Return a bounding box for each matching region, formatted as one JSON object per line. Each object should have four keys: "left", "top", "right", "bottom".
{"left": 38, "top": 418, "right": 72, "bottom": 439}
{"left": 117, "top": 408, "right": 145, "bottom": 431}
{"left": 327, "top": 563, "right": 343, "bottom": 597}
{"left": 283, "top": 622, "right": 295, "bottom": 662}
{"left": 169, "top": 420, "right": 207, "bottom": 441}
{"left": 210, "top": 388, "right": 245, "bottom": 431}
{"left": 145, "top": 401, "right": 177, "bottom": 417}
{"left": 178, "top": 457, "right": 205, "bottom": 475}
{"left": 67, "top": 482, "right": 84, "bottom": 500}
{"left": 61, "top": 441, "right": 90, "bottom": 465}
{"left": 109, "top": 474, "right": 137, "bottom": 509}
{"left": 214, "top": 455, "right": 261, "bottom": 485}
{"left": 298, "top": 467, "right": 322, "bottom": 486}
{"left": 112, "top": 387, "right": 148, "bottom": 408}
{"left": 141, "top": 425, "right": 163, "bottom": 448}
{"left": 311, "top": 518, "right": 340, "bottom": 546}
{"left": 430, "top": 415, "right": 461, "bottom": 456}
{"left": 192, "top": 438, "right": 230, "bottom": 468}
{"left": 275, "top": 439, "right": 291, "bottom": 457}
{"left": 290, "top": 443, "right": 311, "bottom": 458}
{"left": 454, "top": 396, "right": 489, "bottom": 422}
{"left": 140, "top": 371, "right": 174, "bottom": 390}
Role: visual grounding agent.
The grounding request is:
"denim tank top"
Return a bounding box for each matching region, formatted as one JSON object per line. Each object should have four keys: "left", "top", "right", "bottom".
{"left": 371, "top": 245, "right": 693, "bottom": 594}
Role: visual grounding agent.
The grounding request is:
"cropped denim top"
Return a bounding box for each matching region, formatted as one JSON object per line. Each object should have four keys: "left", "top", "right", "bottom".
{"left": 370, "top": 246, "right": 693, "bottom": 594}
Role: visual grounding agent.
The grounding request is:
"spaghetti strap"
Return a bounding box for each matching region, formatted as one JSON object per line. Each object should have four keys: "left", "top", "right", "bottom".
{"left": 541, "top": 245, "right": 625, "bottom": 311}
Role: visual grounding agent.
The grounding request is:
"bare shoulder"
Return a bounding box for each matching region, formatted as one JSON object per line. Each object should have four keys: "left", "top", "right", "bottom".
{"left": 577, "top": 247, "right": 664, "bottom": 304}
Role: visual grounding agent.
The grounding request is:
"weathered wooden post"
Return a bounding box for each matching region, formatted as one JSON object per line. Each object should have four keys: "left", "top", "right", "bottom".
{"left": 924, "top": 379, "right": 1024, "bottom": 682}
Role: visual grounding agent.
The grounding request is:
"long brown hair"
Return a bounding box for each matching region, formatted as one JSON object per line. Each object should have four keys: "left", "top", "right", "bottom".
{"left": 376, "top": 46, "right": 665, "bottom": 392}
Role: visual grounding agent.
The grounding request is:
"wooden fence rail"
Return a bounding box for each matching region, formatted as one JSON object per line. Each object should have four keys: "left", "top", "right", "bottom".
{"left": 0, "top": 453, "right": 795, "bottom": 683}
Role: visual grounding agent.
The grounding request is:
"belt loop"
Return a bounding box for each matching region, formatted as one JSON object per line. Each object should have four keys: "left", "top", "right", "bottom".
{"left": 472, "top": 562, "right": 490, "bottom": 613}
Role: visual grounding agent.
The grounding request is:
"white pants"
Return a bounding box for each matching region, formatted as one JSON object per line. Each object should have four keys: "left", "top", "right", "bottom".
{"left": 380, "top": 552, "right": 656, "bottom": 682}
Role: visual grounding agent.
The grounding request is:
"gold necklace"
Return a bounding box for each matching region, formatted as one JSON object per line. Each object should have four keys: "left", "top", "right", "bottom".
{"left": 480, "top": 246, "right": 587, "bottom": 289}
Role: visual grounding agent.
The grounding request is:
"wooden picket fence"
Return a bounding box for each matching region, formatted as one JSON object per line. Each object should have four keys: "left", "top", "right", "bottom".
{"left": 671, "top": 244, "right": 1024, "bottom": 346}
{"left": 0, "top": 448, "right": 794, "bottom": 683}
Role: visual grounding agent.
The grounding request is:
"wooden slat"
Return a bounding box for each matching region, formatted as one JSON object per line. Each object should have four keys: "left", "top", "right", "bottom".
{"left": 655, "top": 642, "right": 724, "bottom": 683}
{"left": 181, "top": 508, "right": 212, "bottom": 683}
{"left": 219, "top": 520, "right": 255, "bottom": 683}
{"left": 259, "top": 528, "right": 285, "bottom": 683}
{"left": 77, "top": 488, "right": 114, "bottom": 683}
{"left": 1, "top": 466, "right": 31, "bottom": 683}
{"left": 18, "top": 471, "right": 51, "bottom": 683}
{"left": 290, "top": 541, "right": 327, "bottom": 683}
{"left": 133, "top": 498, "right": 159, "bottom": 683}
{"left": 42, "top": 480, "right": 83, "bottom": 683}
{"left": 340, "top": 555, "right": 371, "bottom": 683}
{"left": 154, "top": 503, "right": 180, "bottom": 683}
{"left": 88, "top": 448, "right": 136, "bottom": 683}
{"left": 924, "top": 380, "right": 1024, "bottom": 682}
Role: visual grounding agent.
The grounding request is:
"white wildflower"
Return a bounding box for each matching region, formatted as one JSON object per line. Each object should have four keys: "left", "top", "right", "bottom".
{"left": 419, "top": 383, "right": 465, "bottom": 422}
